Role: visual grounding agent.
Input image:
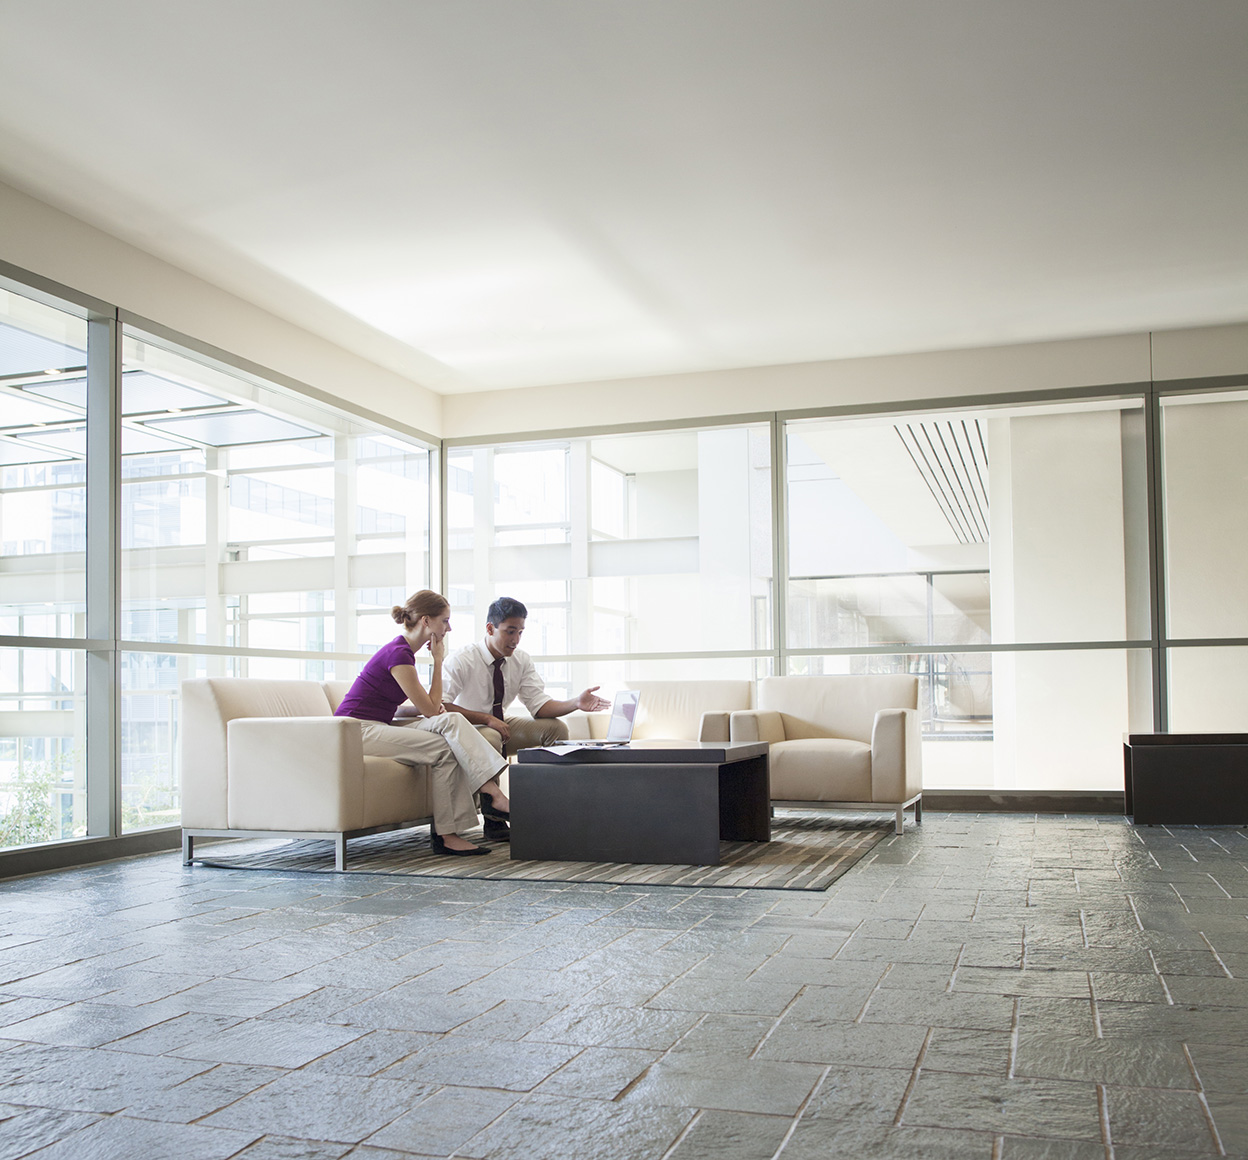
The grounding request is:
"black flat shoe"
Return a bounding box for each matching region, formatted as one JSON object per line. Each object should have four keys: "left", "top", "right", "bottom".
{"left": 430, "top": 829, "right": 490, "bottom": 856}
{"left": 483, "top": 817, "right": 511, "bottom": 842}
{"left": 478, "top": 790, "right": 510, "bottom": 822}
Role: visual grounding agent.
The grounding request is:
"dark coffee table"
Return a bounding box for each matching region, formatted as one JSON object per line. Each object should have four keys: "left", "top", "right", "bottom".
{"left": 510, "top": 741, "right": 770, "bottom": 865}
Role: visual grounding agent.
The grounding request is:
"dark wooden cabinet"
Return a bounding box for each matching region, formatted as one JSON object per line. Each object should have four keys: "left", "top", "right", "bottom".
{"left": 1124, "top": 733, "right": 1248, "bottom": 825}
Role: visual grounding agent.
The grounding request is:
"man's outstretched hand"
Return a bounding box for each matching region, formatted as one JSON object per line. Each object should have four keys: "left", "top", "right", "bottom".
{"left": 577, "top": 686, "right": 611, "bottom": 712}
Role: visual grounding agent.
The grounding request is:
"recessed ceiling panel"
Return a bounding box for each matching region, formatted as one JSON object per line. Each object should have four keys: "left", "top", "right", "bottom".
{"left": 22, "top": 371, "right": 229, "bottom": 415}
{"left": 120, "top": 371, "right": 230, "bottom": 413}
{"left": 0, "top": 322, "right": 86, "bottom": 379}
{"left": 11, "top": 426, "right": 85, "bottom": 458}
{"left": 122, "top": 427, "right": 202, "bottom": 456}
{"left": 142, "top": 410, "right": 321, "bottom": 446}
{"left": 0, "top": 390, "right": 83, "bottom": 427}
{"left": 0, "top": 434, "right": 67, "bottom": 465}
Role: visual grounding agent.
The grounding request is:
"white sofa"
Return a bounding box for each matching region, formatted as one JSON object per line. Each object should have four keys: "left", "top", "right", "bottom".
{"left": 181, "top": 677, "right": 433, "bottom": 870}
{"left": 566, "top": 679, "right": 754, "bottom": 744}
{"left": 729, "top": 675, "right": 923, "bottom": 834}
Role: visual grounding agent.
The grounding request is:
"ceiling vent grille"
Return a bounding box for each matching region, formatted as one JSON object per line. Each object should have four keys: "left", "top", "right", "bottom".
{"left": 895, "top": 420, "right": 989, "bottom": 544}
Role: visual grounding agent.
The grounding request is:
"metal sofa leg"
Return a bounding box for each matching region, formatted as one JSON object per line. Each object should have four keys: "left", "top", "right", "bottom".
{"left": 895, "top": 807, "right": 904, "bottom": 835}
{"left": 334, "top": 835, "right": 347, "bottom": 872}
{"left": 182, "top": 831, "right": 194, "bottom": 865}
{"left": 915, "top": 796, "right": 923, "bottom": 825}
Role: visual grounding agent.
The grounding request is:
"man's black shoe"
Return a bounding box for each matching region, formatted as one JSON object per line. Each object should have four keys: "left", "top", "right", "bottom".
{"left": 483, "top": 818, "right": 511, "bottom": 842}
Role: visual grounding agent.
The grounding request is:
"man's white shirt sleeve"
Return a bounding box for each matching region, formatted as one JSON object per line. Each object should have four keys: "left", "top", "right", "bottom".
{"left": 441, "top": 645, "right": 476, "bottom": 709}
{"left": 515, "top": 651, "right": 552, "bottom": 717}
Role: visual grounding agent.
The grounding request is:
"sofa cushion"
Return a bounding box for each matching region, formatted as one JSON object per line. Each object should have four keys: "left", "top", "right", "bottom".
{"left": 361, "top": 755, "right": 430, "bottom": 825}
{"left": 758, "top": 675, "right": 917, "bottom": 744}
{"left": 322, "top": 680, "right": 351, "bottom": 713}
{"left": 629, "top": 680, "right": 753, "bottom": 741}
{"left": 769, "top": 737, "right": 872, "bottom": 802}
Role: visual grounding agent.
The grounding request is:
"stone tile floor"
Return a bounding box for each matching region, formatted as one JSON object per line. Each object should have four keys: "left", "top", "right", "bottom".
{"left": 0, "top": 813, "right": 1246, "bottom": 1159}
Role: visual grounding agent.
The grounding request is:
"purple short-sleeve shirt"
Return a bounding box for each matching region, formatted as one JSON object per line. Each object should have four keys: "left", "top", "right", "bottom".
{"left": 335, "top": 636, "right": 416, "bottom": 723}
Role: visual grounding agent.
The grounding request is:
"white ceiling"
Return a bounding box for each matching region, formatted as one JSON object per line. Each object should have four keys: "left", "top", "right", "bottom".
{"left": 1, "top": 1, "right": 1246, "bottom": 394}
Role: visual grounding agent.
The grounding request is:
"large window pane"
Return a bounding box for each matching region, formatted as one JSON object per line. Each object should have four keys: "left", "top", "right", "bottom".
{"left": 786, "top": 400, "right": 1148, "bottom": 650}
{"left": 0, "top": 290, "right": 89, "bottom": 637}
{"left": 0, "top": 645, "right": 85, "bottom": 848}
{"left": 1167, "top": 646, "right": 1248, "bottom": 732}
{"left": 1161, "top": 390, "right": 1248, "bottom": 641}
{"left": 447, "top": 424, "right": 772, "bottom": 657}
{"left": 120, "top": 332, "right": 435, "bottom": 663}
{"left": 787, "top": 647, "right": 1147, "bottom": 791}
{"left": 121, "top": 650, "right": 200, "bottom": 833}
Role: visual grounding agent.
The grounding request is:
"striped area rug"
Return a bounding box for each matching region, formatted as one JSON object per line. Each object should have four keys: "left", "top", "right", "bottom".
{"left": 193, "top": 811, "right": 891, "bottom": 891}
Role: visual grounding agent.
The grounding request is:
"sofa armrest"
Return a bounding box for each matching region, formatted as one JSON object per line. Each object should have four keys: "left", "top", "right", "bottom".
{"left": 562, "top": 711, "right": 593, "bottom": 741}
{"left": 870, "top": 707, "right": 923, "bottom": 802}
{"left": 699, "top": 711, "right": 730, "bottom": 743}
{"left": 227, "top": 716, "right": 369, "bottom": 832}
{"left": 730, "top": 709, "right": 786, "bottom": 745}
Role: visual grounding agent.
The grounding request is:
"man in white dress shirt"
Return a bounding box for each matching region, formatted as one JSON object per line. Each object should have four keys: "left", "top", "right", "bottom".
{"left": 442, "top": 596, "right": 611, "bottom": 755}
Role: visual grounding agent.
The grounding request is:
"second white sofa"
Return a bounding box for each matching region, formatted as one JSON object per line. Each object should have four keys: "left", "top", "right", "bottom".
{"left": 566, "top": 679, "right": 754, "bottom": 744}
{"left": 730, "top": 674, "right": 923, "bottom": 833}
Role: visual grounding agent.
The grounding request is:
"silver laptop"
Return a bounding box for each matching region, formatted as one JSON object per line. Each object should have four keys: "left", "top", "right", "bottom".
{"left": 577, "top": 690, "right": 640, "bottom": 746}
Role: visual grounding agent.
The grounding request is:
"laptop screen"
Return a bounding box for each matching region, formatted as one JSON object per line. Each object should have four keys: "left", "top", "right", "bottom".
{"left": 605, "top": 690, "right": 640, "bottom": 742}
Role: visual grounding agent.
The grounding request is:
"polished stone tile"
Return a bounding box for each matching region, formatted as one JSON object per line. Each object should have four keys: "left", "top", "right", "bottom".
{"left": 920, "top": 1027, "right": 1012, "bottom": 1077}
{"left": 0, "top": 1107, "right": 103, "bottom": 1160}
{"left": 1013, "top": 1032, "right": 1194, "bottom": 1088}
{"left": 781, "top": 1121, "right": 995, "bottom": 1160}
{"left": 523, "top": 1003, "right": 699, "bottom": 1051}
{"left": 232, "top": 1134, "right": 354, "bottom": 1159}
{"left": 754, "top": 1017, "right": 927, "bottom": 1070}
{"left": 645, "top": 977, "right": 801, "bottom": 1017}
{"left": 170, "top": 1018, "right": 364, "bottom": 1068}
{"left": 535, "top": 1045, "right": 659, "bottom": 1100}
{"left": 997, "top": 1136, "right": 1105, "bottom": 1160}
{"left": 456, "top": 1092, "right": 692, "bottom": 1160}
{"left": 381, "top": 1036, "right": 579, "bottom": 1091}
{"left": 2, "top": 813, "right": 1245, "bottom": 1158}
{"left": 154, "top": 977, "right": 322, "bottom": 1018}
{"left": 11, "top": 1113, "right": 260, "bottom": 1160}
{"left": 624, "top": 1049, "right": 824, "bottom": 1115}
{"left": 361, "top": 1084, "right": 518, "bottom": 1156}
{"left": 330, "top": 984, "right": 497, "bottom": 1034}
{"left": 200, "top": 1071, "right": 430, "bottom": 1144}
{"left": 0, "top": 1041, "right": 211, "bottom": 1113}
{"left": 953, "top": 966, "right": 1091, "bottom": 999}
{"left": 669, "top": 1013, "right": 774, "bottom": 1056}
{"left": 903, "top": 1072, "right": 1102, "bottom": 1141}
{"left": 860, "top": 986, "right": 1016, "bottom": 1031}
{"left": 666, "top": 1109, "right": 792, "bottom": 1160}
{"left": 1105, "top": 1086, "right": 1219, "bottom": 1151}
{"left": 120, "top": 1062, "right": 284, "bottom": 1124}
{"left": 0, "top": 1000, "right": 176, "bottom": 1048}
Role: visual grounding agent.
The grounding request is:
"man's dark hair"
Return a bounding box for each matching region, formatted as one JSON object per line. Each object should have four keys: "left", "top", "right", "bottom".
{"left": 487, "top": 596, "right": 528, "bottom": 625}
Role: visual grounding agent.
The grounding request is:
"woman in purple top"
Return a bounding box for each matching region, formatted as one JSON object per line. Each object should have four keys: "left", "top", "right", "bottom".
{"left": 336, "top": 590, "right": 509, "bottom": 855}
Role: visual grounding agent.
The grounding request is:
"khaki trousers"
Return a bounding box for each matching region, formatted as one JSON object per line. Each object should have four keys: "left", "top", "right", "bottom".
{"left": 478, "top": 715, "right": 569, "bottom": 756}
{"left": 359, "top": 713, "right": 506, "bottom": 836}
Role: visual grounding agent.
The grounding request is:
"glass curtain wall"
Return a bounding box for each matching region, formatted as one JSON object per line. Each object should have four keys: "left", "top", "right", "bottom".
{"left": 1159, "top": 387, "right": 1248, "bottom": 731}
{"left": 9, "top": 261, "right": 1248, "bottom": 851}
{"left": 118, "top": 328, "right": 436, "bottom": 831}
{"left": 446, "top": 424, "right": 774, "bottom": 699}
{"left": 785, "top": 399, "right": 1152, "bottom": 791}
{"left": 1, "top": 288, "right": 90, "bottom": 847}
{"left": 1, "top": 276, "right": 438, "bottom": 851}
